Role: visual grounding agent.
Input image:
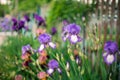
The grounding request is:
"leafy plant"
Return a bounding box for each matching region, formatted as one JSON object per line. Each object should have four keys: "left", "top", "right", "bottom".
{"left": 0, "top": 35, "right": 38, "bottom": 79}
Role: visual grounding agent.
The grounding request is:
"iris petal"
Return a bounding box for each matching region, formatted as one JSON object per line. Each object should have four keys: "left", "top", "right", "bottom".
{"left": 69, "top": 35, "right": 78, "bottom": 44}
{"left": 62, "top": 32, "right": 69, "bottom": 41}
{"left": 47, "top": 68, "right": 54, "bottom": 75}
{"left": 57, "top": 68, "right": 62, "bottom": 74}
{"left": 38, "top": 44, "right": 45, "bottom": 52}
{"left": 104, "top": 54, "right": 115, "bottom": 65}
{"left": 49, "top": 42, "right": 56, "bottom": 49}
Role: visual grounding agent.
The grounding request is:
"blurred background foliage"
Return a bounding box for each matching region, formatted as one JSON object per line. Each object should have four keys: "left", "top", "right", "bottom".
{"left": 0, "top": 0, "right": 95, "bottom": 28}
{"left": 0, "top": 4, "right": 10, "bottom": 16}
{"left": 17, "top": 0, "right": 51, "bottom": 12}
{"left": 46, "top": 0, "right": 95, "bottom": 28}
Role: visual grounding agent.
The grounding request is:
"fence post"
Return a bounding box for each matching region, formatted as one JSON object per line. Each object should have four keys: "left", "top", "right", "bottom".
{"left": 110, "top": 0, "right": 116, "bottom": 39}
{"left": 116, "top": 0, "right": 120, "bottom": 80}
{"left": 116, "top": 0, "right": 120, "bottom": 43}
{"left": 82, "top": 17, "right": 86, "bottom": 55}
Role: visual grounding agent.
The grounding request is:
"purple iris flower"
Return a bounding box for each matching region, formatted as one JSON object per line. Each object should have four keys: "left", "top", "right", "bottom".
{"left": 104, "top": 41, "right": 118, "bottom": 54}
{"left": 62, "top": 23, "right": 82, "bottom": 44}
{"left": 63, "top": 20, "right": 69, "bottom": 26}
{"left": 0, "top": 18, "right": 11, "bottom": 31}
{"left": 12, "top": 20, "right": 23, "bottom": 31}
{"left": 21, "top": 44, "right": 33, "bottom": 60}
{"left": 48, "top": 59, "right": 59, "bottom": 69}
{"left": 22, "top": 44, "right": 32, "bottom": 55}
{"left": 103, "top": 52, "right": 116, "bottom": 65}
{"left": 67, "top": 23, "right": 80, "bottom": 34}
{"left": 11, "top": 18, "right": 19, "bottom": 31}
{"left": 47, "top": 59, "right": 61, "bottom": 75}
{"left": 24, "top": 15, "right": 30, "bottom": 22}
{"left": 33, "top": 14, "right": 46, "bottom": 26}
{"left": 38, "top": 33, "right": 56, "bottom": 52}
{"left": 12, "top": 18, "right": 17, "bottom": 26}
{"left": 51, "top": 27, "right": 57, "bottom": 35}
{"left": 18, "top": 20, "right": 25, "bottom": 29}
{"left": 103, "top": 41, "right": 119, "bottom": 65}
{"left": 12, "top": 18, "right": 28, "bottom": 31}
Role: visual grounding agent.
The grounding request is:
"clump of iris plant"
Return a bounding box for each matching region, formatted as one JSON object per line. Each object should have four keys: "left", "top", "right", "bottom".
{"left": 21, "top": 44, "right": 32, "bottom": 67}
{"left": 38, "top": 33, "right": 56, "bottom": 52}
{"left": 33, "top": 13, "right": 46, "bottom": 27}
{"left": 62, "top": 23, "right": 82, "bottom": 44}
{"left": 12, "top": 18, "right": 28, "bottom": 32}
{"left": 47, "top": 59, "right": 61, "bottom": 75}
{"left": 103, "top": 41, "right": 119, "bottom": 65}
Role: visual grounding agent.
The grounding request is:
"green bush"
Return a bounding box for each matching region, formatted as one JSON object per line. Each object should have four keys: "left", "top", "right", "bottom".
{"left": 46, "top": 0, "right": 95, "bottom": 28}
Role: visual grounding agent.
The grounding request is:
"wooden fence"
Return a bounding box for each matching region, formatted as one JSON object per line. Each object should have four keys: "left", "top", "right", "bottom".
{"left": 83, "top": 0, "right": 119, "bottom": 43}
{"left": 85, "top": 0, "right": 120, "bottom": 79}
